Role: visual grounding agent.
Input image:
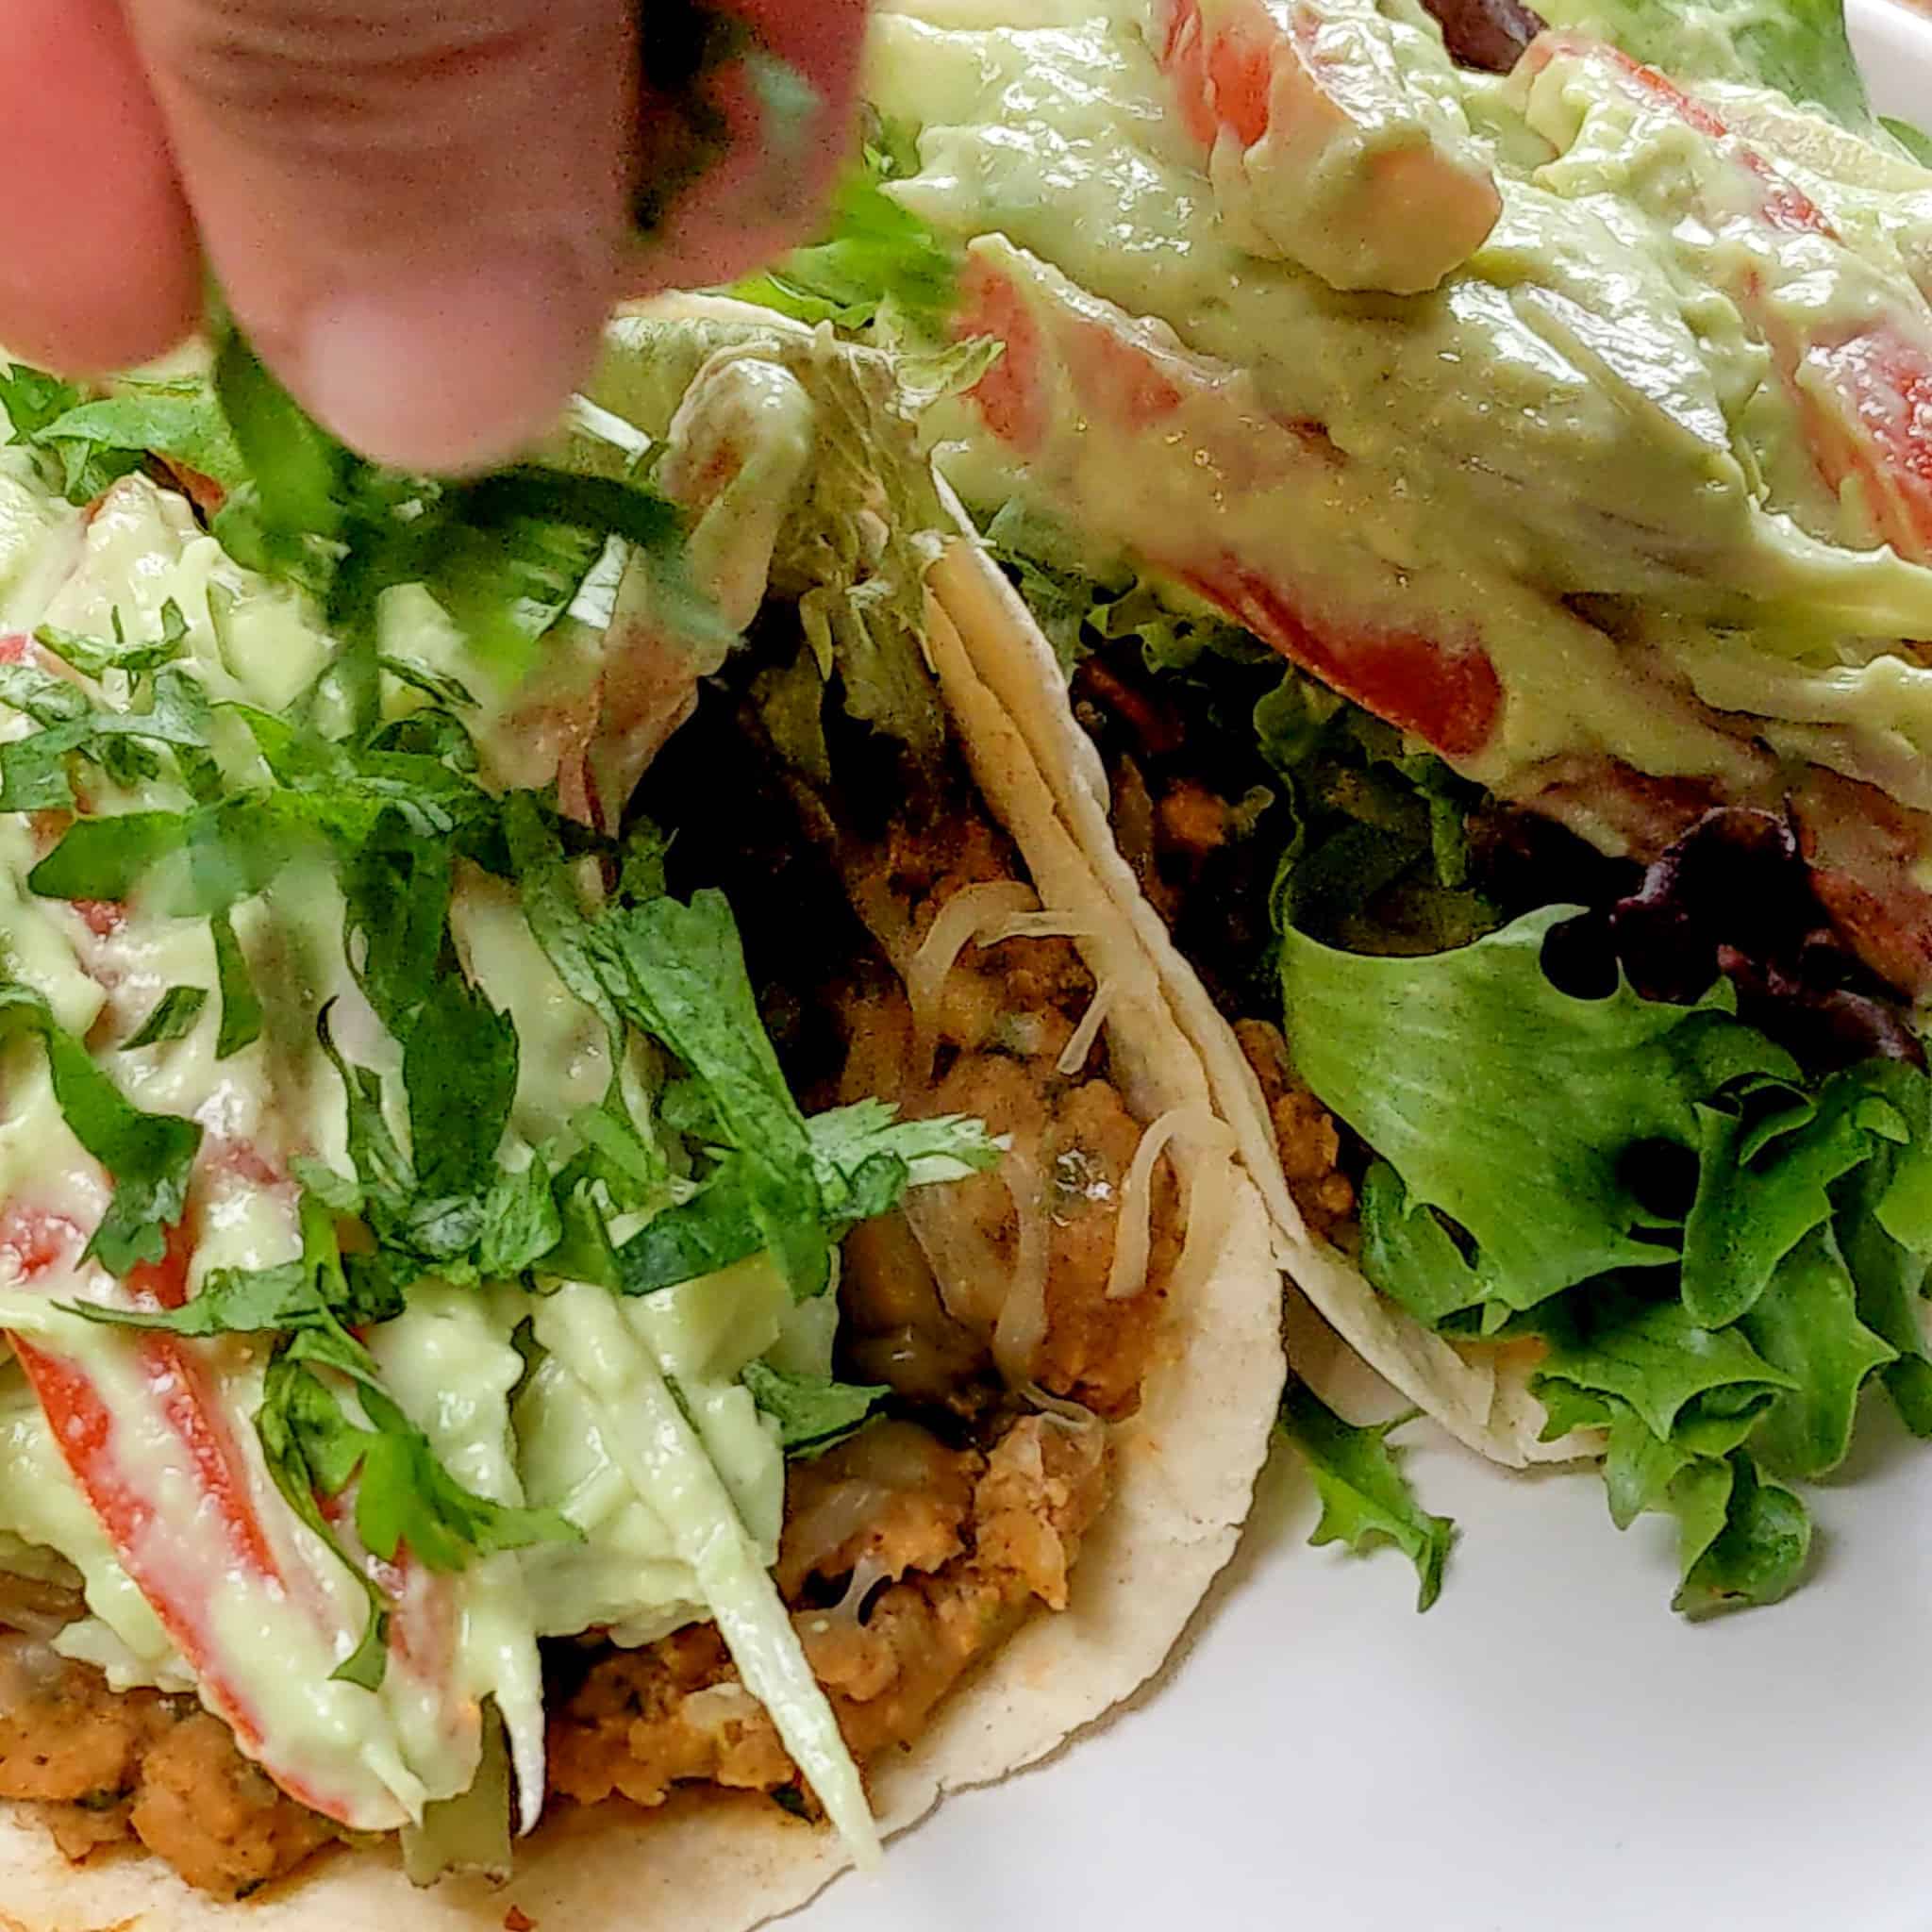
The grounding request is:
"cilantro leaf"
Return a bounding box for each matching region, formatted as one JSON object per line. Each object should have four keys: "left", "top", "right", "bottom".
{"left": 37, "top": 597, "right": 191, "bottom": 680}
{"left": 404, "top": 973, "right": 518, "bottom": 1200}
{"left": 503, "top": 790, "right": 620, "bottom": 1043}
{"left": 615, "top": 1156, "right": 777, "bottom": 1297}
{"left": 1885, "top": 115, "right": 1932, "bottom": 166}
{"left": 256, "top": 1355, "right": 391, "bottom": 1689}
{"left": 347, "top": 1380, "right": 579, "bottom": 1572}
{"left": 731, "top": 162, "right": 961, "bottom": 332}
{"left": 313, "top": 1004, "right": 415, "bottom": 1208}
{"left": 0, "top": 364, "right": 85, "bottom": 441}
{"left": 592, "top": 891, "right": 830, "bottom": 1297}
{"left": 616, "top": 1099, "right": 999, "bottom": 1296}
{"left": 210, "top": 911, "right": 263, "bottom": 1060}
{"left": 377, "top": 655, "right": 475, "bottom": 710}
{"left": 742, "top": 1359, "right": 888, "bottom": 1457}
{"left": 38, "top": 388, "right": 244, "bottom": 503}
{"left": 1277, "top": 1383, "right": 1456, "bottom": 1610}
{"left": 474, "top": 1160, "right": 564, "bottom": 1281}
{"left": 211, "top": 323, "right": 349, "bottom": 545}
{"left": 804, "top": 1100, "right": 1003, "bottom": 1194}
{"left": 120, "top": 985, "right": 208, "bottom": 1050}
{"left": 63, "top": 1191, "right": 402, "bottom": 1341}
{"left": 0, "top": 982, "right": 202, "bottom": 1275}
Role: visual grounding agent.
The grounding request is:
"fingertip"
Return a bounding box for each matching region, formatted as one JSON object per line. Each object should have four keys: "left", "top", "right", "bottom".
{"left": 283, "top": 240, "right": 613, "bottom": 474}
{"left": 0, "top": 0, "right": 199, "bottom": 376}
{"left": 624, "top": 0, "right": 866, "bottom": 297}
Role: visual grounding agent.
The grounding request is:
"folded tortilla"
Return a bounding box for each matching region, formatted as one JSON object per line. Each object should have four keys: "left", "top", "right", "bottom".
{"left": 0, "top": 299, "right": 1285, "bottom": 1930}
{"left": 924, "top": 487, "right": 1589, "bottom": 1470}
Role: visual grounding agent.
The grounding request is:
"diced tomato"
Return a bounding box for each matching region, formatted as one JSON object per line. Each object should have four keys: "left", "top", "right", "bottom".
{"left": 0, "top": 635, "right": 30, "bottom": 666}
{"left": 1156, "top": 0, "right": 1500, "bottom": 291}
{"left": 72, "top": 900, "right": 125, "bottom": 939}
{"left": 1161, "top": 0, "right": 1273, "bottom": 147}
{"left": 153, "top": 458, "right": 226, "bottom": 519}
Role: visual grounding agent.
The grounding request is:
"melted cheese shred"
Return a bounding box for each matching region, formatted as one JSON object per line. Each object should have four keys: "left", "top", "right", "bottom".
{"left": 906, "top": 880, "right": 1038, "bottom": 1073}
{"left": 1055, "top": 978, "right": 1116, "bottom": 1076}
{"left": 1107, "top": 1108, "right": 1239, "bottom": 1303}
{"left": 981, "top": 910, "right": 1102, "bottom": 944}
{"left": 991, "top": 1140, "right": 1051, "bottom": 1386}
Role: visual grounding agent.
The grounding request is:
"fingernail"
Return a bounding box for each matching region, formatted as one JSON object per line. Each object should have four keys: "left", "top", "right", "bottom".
{"left": 297, "top": 241, "right": 603, "bottom": 474}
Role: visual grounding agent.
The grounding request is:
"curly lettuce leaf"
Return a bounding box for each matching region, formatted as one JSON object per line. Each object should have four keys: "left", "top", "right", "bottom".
{"left": 1278, "top": 1384, "right": 1455, "bottom": 1610}
{"left": 1281, "top": 908, "right": 1791, "bottom": 1309}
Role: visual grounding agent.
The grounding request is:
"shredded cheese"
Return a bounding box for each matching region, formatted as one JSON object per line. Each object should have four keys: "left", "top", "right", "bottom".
{"left": 980, "top": 910, "right": 1101, "bottom": 944}
{"left": 1056, "top": 977, "right": 1117, "bottom": 1077}
{"left": 906, "top": 880, "right": 1038, "bottom": 1074}
{"left": 1106, "top": 1107, "right": 1236, "bottom": 1302}
{"left": 1169, "top": 1129, "right": 1241, "bottom": 1311}
{"left": 991, "top": 1142, "right": 1052, "bottom": 1386}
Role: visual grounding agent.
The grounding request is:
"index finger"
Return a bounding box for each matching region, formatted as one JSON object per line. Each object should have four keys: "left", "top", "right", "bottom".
{"left": 625, "top": 0, "right": 868, "bottom": 295}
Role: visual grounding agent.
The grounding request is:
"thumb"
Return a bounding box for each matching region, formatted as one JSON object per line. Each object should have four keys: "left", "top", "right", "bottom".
{"left": 125, "top": 0, "right": 636, "bottom": 472}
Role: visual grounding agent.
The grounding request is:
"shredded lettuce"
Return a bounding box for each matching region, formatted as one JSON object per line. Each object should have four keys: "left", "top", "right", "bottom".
{"left": 535, "top": 1282, "right": 880, "bottom": 1864}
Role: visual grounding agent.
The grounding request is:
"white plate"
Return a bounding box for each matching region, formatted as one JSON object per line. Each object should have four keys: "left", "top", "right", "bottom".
{"left": 798, "top": 10, "right": 1932, "bottom": 1928}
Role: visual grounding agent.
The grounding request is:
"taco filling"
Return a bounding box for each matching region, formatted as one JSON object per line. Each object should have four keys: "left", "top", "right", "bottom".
{"left": 756, "top": 0, "right": 1932, "bottom": 1612}
{"left": 0, "top": 311, "right": 1228, "bottom": 1902}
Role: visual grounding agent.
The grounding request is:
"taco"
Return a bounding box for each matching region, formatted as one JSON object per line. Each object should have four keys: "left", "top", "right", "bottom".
{"left": 832, "top": 0, "right": 1932, "bottom": 1610}
{"left": 0, "top": 301, "right": 1280, "bottom": 1924}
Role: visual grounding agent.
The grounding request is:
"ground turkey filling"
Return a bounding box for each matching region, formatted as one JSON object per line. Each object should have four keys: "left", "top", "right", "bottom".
{"left": 0, "top": 700, "right": 1180, "bottom": 1898}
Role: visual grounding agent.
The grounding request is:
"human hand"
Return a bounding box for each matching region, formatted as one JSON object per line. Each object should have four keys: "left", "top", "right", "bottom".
{"left": 0, "top": 0, "right": 865, "bottom": 470}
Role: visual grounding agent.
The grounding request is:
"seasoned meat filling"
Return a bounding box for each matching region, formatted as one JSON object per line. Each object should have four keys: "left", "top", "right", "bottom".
{"left": 0, "top": 1635, "right": 337, "bottom": 1899}
{"left": 0, "top": 665, "right": 1181, "bottom": 1899}
{"left": 548, "top": 1415, "right": 1109, "bottom": 1812}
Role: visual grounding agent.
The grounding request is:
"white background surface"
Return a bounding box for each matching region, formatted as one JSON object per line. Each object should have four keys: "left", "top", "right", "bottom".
{"left": 796, "top": 7, "right": 1932, "bottom": 1927}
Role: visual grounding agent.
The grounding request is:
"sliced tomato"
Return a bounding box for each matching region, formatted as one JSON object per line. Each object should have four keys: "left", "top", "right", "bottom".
{"left": 1185, "top": 563, "right": 1502, "bottom": 757}
{"left": 1782, "top": 320, "right": 1932, "bottom": 563}
{"left": 1524, "top": 34, "right": 1833, "bottom": 239}
{"left": 957, "top": 245, "right": 1505, "bottom": 763}
{"left": 1527, "top": 32, "right": 1932, "bottom": 563}
{"left": 1154, "top": 0, "right": 1501, "bottom": 291}
{"left": 0, "top": 1202, "right": 410, "bottom": 1827}
{"left": 2, "top": 1210, "right": 284, "bottom": 1736}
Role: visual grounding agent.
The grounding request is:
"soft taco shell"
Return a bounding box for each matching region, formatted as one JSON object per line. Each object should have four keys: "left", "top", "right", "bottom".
{"left": 0, "top": 301, "right": 1286, "bottom": 1931}
{"left": 924, "top": 510, "right": 1586, "bottom": 1468}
